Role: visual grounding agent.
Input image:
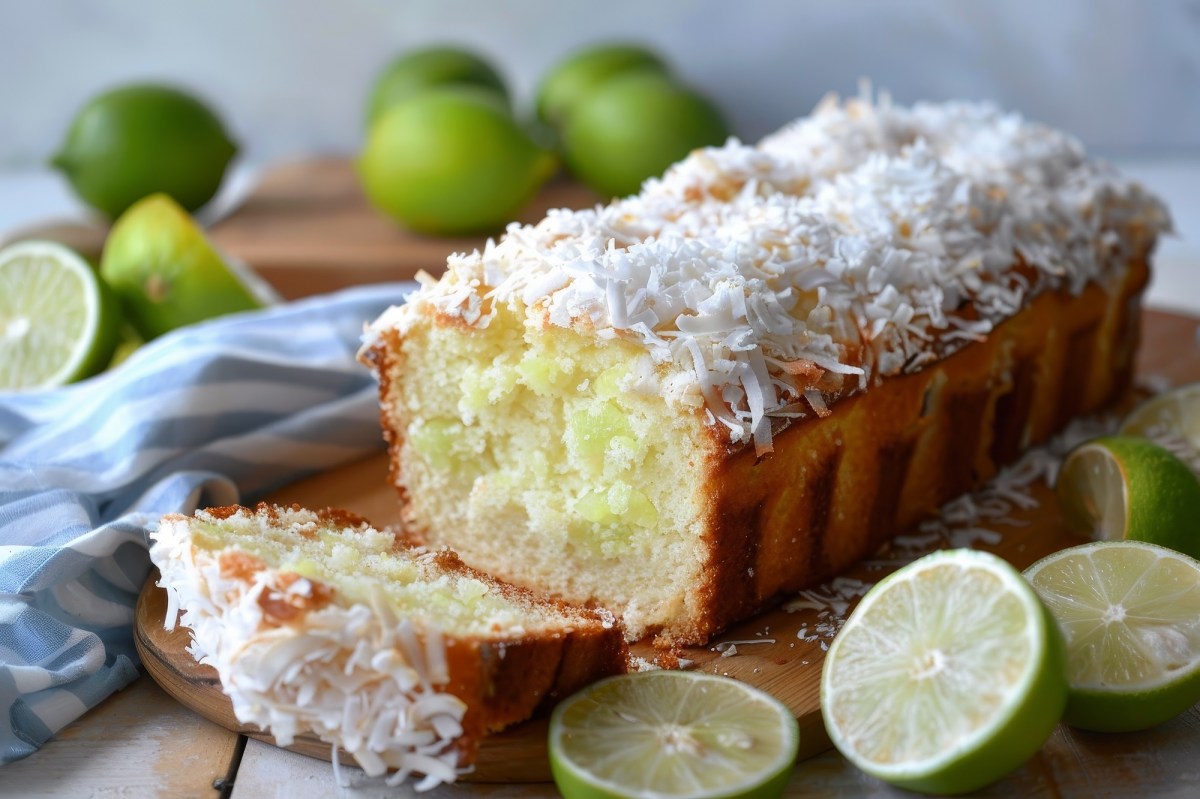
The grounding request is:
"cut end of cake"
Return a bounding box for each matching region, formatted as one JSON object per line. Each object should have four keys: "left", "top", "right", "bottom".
{"left": 149, "top": 503, "right": 627, "bottom": 790}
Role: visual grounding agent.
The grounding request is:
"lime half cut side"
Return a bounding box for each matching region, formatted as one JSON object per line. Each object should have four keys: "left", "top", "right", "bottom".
{"left": 549, "top": 670, "right": 799, "bottom": 799}
{"left": 0, "top": 240, "right": 119, "bottom": 390}
{"left": 821, "top": 549, "right": 1066, "bottom": 795}
{"left": 1025, "top": 540, "right": 1200, "bottom": 732}
{"left": 1120, "top": 382, "right": 1200, "bottom": 474}
{"left": 1055, "top": 436, "right": 1200, "bottom": 560}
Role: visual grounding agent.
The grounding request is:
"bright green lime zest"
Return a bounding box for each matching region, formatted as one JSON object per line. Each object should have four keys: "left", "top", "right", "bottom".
{"left": 0, "top": 240, "right": 120, "bottom": 390}
{"left": 821, "top": 549, "right": 1066, "bottom": 795}
{"left": 550, "top": 671, "right": 799, "bottom": 799}
{"left": 1025, "top": 540, "right": 1200, "bottom": 731}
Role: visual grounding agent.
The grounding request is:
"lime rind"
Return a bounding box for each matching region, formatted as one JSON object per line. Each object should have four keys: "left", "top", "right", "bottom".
{"left": 549, "top": 671, "right": 799, "bottom": 799}
{"left": 0, "top": 240, "right": 120, "bottom": 390}
{"left": 821, "top": 549, "right": 1066, "bottom": 795}
{"left": 1119, "top": 383, "right": 1200, "bottom": 473}
{"left": 1024, "top": 540, "right": 1200, "bottom": 732}
{"left": 1056, "top": 436, "right": 1200, "bottom": 560}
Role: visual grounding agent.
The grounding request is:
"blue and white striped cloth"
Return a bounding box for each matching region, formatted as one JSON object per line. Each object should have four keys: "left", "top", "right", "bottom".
{"left": 0, "top": 283, "right": 410, "bottom": 764}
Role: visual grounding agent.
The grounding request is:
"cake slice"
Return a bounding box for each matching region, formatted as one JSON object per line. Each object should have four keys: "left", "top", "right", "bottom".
{"left": 361, "top": 92, "right": 1170, "bottom": 647}
{"left": 149, "top": 504, "right": 627, "bottom": 790}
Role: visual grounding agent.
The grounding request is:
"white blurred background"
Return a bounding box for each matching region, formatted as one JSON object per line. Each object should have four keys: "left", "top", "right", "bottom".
{"left": 1, "top": 0, "right": 1198, "bottom": 309}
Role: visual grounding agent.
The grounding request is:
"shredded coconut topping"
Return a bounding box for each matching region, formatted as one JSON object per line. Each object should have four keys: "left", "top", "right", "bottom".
{"left": 150, "top": 517, "right": 467, "bottom": 792}
{"left": 369, "top": 88, "right": 1168, "bottom": 454}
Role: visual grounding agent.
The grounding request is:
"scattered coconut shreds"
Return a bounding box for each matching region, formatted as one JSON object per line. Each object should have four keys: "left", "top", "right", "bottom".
{"left": 1137, "top": 374, "right": 1174, "bottom": 395}
{"left": 711, "top": 638, "right": 778, "bottom": 660}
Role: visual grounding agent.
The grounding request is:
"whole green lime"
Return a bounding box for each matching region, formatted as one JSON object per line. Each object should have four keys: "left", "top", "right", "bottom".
{"left": 536, "top": 43, "right": 668, "bottom": 127}
{"left": 51, "top": 84, "right": 237, "bottom": 219}
{"left": 364, "top": 45, "right": 508, "bottom": 128}
{"left": 358, "top": 87, "right": 558, "bottom": 235}
{"left": 562, "top": 72, "right": 728, "bottom": 199}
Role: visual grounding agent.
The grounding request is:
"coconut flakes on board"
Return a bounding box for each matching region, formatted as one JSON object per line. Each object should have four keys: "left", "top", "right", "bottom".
{"left": 748, "top": 412, "right": 1122, "bottom": 656}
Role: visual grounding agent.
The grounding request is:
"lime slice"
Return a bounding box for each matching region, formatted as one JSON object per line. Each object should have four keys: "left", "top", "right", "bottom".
{"left": 549, "top": 671, "right": 799, "bottom": 799}
{"left": 0, "top": 240, "right": 120, "bottom": 390}
{"left": 821, "top": 549, "right": 1066, "bottom": 795}
{"left": 101, "top": 193, "right": 266, "bottom": 339}
{"left": 1119, "top": 382, "right": 1200, "bottom": 474}
{"left": 1025, "top": 540, "right": 1200, "bottom": 731}
{"left": 1055, "top": 436, "right": 1200, "bottom": 560}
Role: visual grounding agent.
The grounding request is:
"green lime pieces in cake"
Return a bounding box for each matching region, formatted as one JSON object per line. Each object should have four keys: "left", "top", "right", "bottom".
{"left": 1025, "top": 540, "right": 1200, "bottom": 732}
{"left": 1119, "top": 382, "right": 1200, "bottom": 473}
{"left": 821, "top": 549, "right": 1066, "bottom": 795}
{"left": 549, "top": 671, "right": 799, "bottom": 799}
{"left": 1055, "top": 435, "right": 1200, "bottom": 560}
{"left": 0, "top": 240, "right": 121, "bottom": 390}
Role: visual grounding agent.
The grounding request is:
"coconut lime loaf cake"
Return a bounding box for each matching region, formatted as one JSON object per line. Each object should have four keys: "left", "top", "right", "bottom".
{"left": 150, "top": 504, "right": 626, "bottom": 789}
{"left": 361, "top": 91, "right": 1169, "bottom": 646}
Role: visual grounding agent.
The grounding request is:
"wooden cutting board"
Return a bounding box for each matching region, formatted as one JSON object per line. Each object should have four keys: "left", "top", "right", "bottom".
{"left": 133, "top": 309, "right": 1200, "bottom": 784}
{"left": 12, "top": 159, "right": 600, "bottom": 299}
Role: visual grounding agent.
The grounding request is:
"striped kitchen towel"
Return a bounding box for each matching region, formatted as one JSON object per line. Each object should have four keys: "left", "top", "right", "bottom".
{"left": 0, "top": 282, "right": 411, "bottom": 764}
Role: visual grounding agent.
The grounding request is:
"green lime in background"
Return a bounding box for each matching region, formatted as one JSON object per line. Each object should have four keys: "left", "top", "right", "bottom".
{"left": 101, "top": 194, "right": 263, "bottom": 339}
{"left": 364, "top": 45, "right": 509, "bottom": 128}
{"left": 51, "top": 84, "right": 237, "bottom": 219}
{"left": 358, "top": 87, "right": 558, "bottom": 235}
{"left": 562, "top": 71, "right": 729, "bottom": 199}
{"left": 536, "top": 43, "right": 669, "bottom": 127}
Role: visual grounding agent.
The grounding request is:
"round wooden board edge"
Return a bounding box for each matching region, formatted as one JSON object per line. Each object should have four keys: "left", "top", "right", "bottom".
{"left": 133, "top": 572, "right": 556, "bottom": 783}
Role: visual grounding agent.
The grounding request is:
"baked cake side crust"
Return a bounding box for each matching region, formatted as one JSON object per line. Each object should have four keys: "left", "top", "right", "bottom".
{"left": 692, "top": 258, "right": 1147, "bottom": 645}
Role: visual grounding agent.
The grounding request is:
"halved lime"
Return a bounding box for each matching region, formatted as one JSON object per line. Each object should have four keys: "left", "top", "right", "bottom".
{"left": 1120, "top": 382, "right": 1200, "bottom": 473}
{"left": 1055, "top": 435, "right": 1200, "bottom": 560}
{"left": 821, "top": 549, "right": 1067, "bottom": 795}
{"left": 101, "top": 193, "right": 265, "bottom": 339}
{"left": 549, "top": 671, "right": 799, "bottom": 799}
{"left": 0, "top": 240, "right": 120, "bottom": 390}
{"left": 1025, "top": 540, "right": 1200, "bottom": 731}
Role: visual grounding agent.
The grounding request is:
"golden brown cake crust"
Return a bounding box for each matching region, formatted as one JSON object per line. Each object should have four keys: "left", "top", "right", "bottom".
{"left": 676, "top": 257, "right": 1149, "bottom": 646}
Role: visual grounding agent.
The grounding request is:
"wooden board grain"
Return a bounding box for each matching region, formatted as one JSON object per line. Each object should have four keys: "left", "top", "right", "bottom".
{"left": 133, "top": 310, "right": 1200, "bottom": 785}
{"left": 207, "top": 159, "right": 600, "bottom": 299}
